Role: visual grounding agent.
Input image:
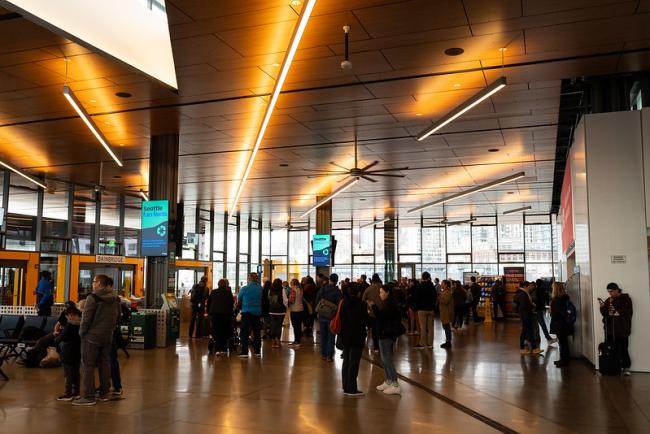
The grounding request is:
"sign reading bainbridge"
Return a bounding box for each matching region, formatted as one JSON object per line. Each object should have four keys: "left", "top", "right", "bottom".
{"left": 141, "top": 200, "right": 169, "bottom": 257}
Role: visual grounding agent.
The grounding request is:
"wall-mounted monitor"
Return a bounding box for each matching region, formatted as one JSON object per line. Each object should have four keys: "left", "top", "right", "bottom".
{"left": 312, "top": 234, "right": 332, "bottom": 267}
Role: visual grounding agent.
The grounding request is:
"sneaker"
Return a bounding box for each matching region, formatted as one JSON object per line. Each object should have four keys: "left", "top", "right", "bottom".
{"left": 440, "top": 342, "right": 451, "bottom": 349}
{"left": 622, "top": 369, "right": 631, "bottom": 376}
{"left": 57, "top": 394, "right": 75, "bottom": 402}
{"left": 291, "top": 343, "right": 301, "bottom": 348}
{"left": 376, "top": 381, "right": 390, "bottom": 391}
{"left": 72, "top": 398, "right": 96, "bottom": 406}
{"left": 531, "top": 348, "right": 544, "bottom": 355}
{"left": 254, "top": 353, "right": 262, "bottom": 358}
{"left": 343, "top": 390, "right": 365, "bottom": 396}
{"left": 383, "top": 385, "right": 401, "bottom": 395}
{"left": 97, "top": 393, "right": 111, "bottom": 402}
{"left": 547, "top": 338, "right": 558, "bottom": 345}
{"left": 238, "top": 353, "right": 249, "bottom": 359}
{"left": 426, "top": 345, "right": 433, "bottom": 349}
{"left": 326, "top": 357, "right": 334, "bottom": 362}
{"left": 413, "top": 345, "right": 425, "bottom": 350}
{"left": 520, "top": 349, "right": 531, "bottom": 355}
{"left": 112, "top": 389, "right": 122, "bottom": 396}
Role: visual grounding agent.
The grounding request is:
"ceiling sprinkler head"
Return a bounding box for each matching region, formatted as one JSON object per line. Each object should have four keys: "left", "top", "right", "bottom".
{"left": 341, "top": 59, "right": 352, "bottom": 69}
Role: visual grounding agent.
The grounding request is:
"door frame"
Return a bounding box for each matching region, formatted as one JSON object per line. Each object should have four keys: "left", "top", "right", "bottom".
{"left": 397, "top": 262, "right": 416, "bottom": 281}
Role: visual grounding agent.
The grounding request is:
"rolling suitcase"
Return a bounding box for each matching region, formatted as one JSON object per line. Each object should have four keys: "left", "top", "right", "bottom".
{"left": 598, "top": 318, "right": 621, "bottom": 376}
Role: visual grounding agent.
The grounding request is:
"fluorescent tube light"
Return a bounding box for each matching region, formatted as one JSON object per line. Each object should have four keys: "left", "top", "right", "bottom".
{"left": 0, "top": 159, "right": 47, "bottom": 189}
{"left": 63, "top": 85, "right": 124, "bottom": 167}
{"left": 360, "top": 217, "right": 390, "bottom": 229}
{"left": 417, "top": 77, "right": 507, "bottom": 140}
{"left": 139, "top": 189, "right": 149, "bottom": 201}
{"left": 229, "top": 0, "right": 317, "bottom": 221}
{"left": 300, "top": 177, "right": 359, "bottom": 218}
{"left": 503, "top": 205, "right": 531, "bottom": 215}
{"left": 407, "top": 171, "right": 525, "bottom": 214}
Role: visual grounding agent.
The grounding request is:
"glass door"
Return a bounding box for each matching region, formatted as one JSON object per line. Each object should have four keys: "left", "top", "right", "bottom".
{"left": 398, "top": 263, "right": 416, "bottom": 281}
{"left": 0, "top": 262, "right": 26, "bottom": 306}
{"left": 175, "top": 269, "right": 198, "bottom": 297}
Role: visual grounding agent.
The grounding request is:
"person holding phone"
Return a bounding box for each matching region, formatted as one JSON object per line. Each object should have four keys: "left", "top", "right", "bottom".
{"left": 599, "top": 283, "right": 633, "bottom": 375}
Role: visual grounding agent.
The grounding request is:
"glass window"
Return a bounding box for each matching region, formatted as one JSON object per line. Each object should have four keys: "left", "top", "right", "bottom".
{"left": 446, "top": 224, "right": 471, "bottom": 253}
{"left": 6, "top": 172, "right": 39, "bottom": 251}
{"left": 99, "top": 192, "right": 119, "bottom": 254}
{"left": 375, "top": 226, "right": 385, "bottom": 264}
{"left": 447, "top": 263, "right": 472, "bottom": 281}
{"left": 271, "top": 228, "right": 287, "bottom": 256}
{"left": 250, "top": 220, "right": 260, "bottom": 265}
{"left": 398, "top": 221, "right": 421, "bottom": 254}
{"left": 448, "top": 254, "right": 471, "bottom": 263}
{"left": 8, "top": 174, "right": 39, "bottom": 216}
{"left": 399, "top": 254, "right": 420, "bottom": 263}
{"left": 182, "top": 206, "right": 197, "bottom": 259}
{"left": 227, "top": 220, "right": 238, "bottom": 262}
{"left": 289, "top": 230, "right": 308, "bottom": 264}
{"left": 472, "top": 225, "right": 497, "bottom": 263}
{"left": 332, "top": 265, "right": 352, "bottom": 281}
{"left": 333, "top": 229, "right": 351, "bottom": 265}
{"left": 473, "top": 263, "right": 499, "bottom": 276}
{"left": 239, "top": 216, "right": 249, "bottom": 255}
{"left": 422, "top": 226, "right": 445, "bottom": 263}
{"left": 498, "top": 214, "right": 524, "bottom": 251}
{"left": 525, "top": 224, "right": 553, "bottom": 263}
{"left": 5, "top": 215, "right": 36, "bottom": 251}
{"left": 41, "top": 181, "right": 70, "bottom": 252}
{"left": 262, "top": 226, "right": 271, "bottom": 260}
{"left": 422, "top": 264, "right": 446, "bottom": 280}
{"left": 353, "top": 225, "right": 374, "bottom": 254}
{"left": 526, "top": 263, "right": 554, "bottom": 281}
{"left": 198, "top": 210, "right": 211, "bottom": 261}
{"left": 71, "top": 189, "right": 96, "bottom": 254}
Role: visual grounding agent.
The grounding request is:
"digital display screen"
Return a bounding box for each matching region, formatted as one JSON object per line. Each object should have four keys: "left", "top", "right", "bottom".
{"left": 312, "top": 234, "right": 332, "bottom": 267}
{"left": 141, "top": 200, "right": 169, "bottom": 256}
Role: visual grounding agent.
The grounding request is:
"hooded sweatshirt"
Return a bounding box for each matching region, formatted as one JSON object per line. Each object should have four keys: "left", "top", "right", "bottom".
{"left": 79, "top": 286, "right": 121, "bottom": 346}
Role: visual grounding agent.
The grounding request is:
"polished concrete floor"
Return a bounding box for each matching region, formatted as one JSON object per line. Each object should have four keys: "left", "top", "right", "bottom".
{"left": 1, "top": 318, "right": 648, "bottom": 434}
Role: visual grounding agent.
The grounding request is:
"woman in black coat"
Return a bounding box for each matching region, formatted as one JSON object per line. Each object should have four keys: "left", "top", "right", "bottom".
{"left": 599, "top": 282, "right": 633, "bottom": 375}
{"left": 207, "top": 279, "right": 234, "bottom": 354}
{"left": 338, "top": 283, "right": 367, "bottom": 396}
{"left": 550, "top": 282, "right": 573, "bottom": 367}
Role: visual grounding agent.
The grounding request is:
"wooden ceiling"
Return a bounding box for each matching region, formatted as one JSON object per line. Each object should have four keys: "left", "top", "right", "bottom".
{"left": 1, "top": 0, "right": 650, "bottom": 223}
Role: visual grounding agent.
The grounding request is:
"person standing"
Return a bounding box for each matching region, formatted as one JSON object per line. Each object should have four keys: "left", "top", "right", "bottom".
{"left": 368, "top": 284, "right": 403, "bottom": 395}
{"left": 261, "top": 280, "right": 271, "bottom": 340}
{"left": 492, "top": 280, "right": 506, "bottom": 320}
{"left": 439, "top": 280, "right": 454, "bottom": 349}
{"left": 55, "top": 305, "right": 82, "bottom": 401}
{"left": 550, "top": 282, "right": 573, "bottom": 367}
{"left": 302, "top": 276, "right": 317, "bottom": 337}
{"left": 514, "top": 282, "right": 543, "bottom": 355}
{"left": 452, "top": 281, "right": 467, "bottom": 329}
{"left": 73, "top": 274, "right": 121, "bottom": 406}
{"left": 599, "top": 282, "right": 633, "bottom": 375}
{"left": 339, "top": 284, "right": 367, "bottom": 396}
{"left": 188, "top": 276, "right": 208, "bottom": 338}
{"left": 362, "top": 273, "right": 383, "bottom": 353}
{"left": 284, "top": 278, "right": 304, "bottom": 348}
{"left": 412, "top": 272, "right": 436, "bottom": 349}
{"left": 267, "top": 279, "right": 286, "bottom": 348}
{"left": 315, "top": 273, "right": 342, "bottom": 362}
{"left": 237, "top": 273, "right": 263, "bottom": 358}
{"left": 35, "top": 270, "right": 54, "bottom": 316}
{"left": 207, "top": 279, "right": 234, "bottom": 355}
{"left": 531, "top": 281, "right": 556, "bottom": 345}
{"left": 469, "top": 276, "right": 482, "bottom": 322}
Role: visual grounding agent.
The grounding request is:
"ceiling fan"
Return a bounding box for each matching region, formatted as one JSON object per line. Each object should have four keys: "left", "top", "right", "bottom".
{"left": 303, "top": 133, "right": 409, "bottom": 183}
{"left": 271, "top": 215, "right": 308, "bottom": 230}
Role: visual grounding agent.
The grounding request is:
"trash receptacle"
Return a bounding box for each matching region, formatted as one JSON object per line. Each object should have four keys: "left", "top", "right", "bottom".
{"left": 129, "top": 312, "right": 156, "bottom": 349}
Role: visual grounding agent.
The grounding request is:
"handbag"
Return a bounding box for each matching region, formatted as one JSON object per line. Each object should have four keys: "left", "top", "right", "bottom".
{"left": 329, "top": 300, "right": 344, "bottom": 335}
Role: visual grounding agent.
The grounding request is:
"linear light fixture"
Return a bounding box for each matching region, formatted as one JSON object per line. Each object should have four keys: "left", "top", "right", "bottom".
{"left": 139, "top": 189, "right": 149, "bottom": 201}
{"left": 228, "top": 0, "right": 317, "bottom": 221}
{"left": 503, "top": 205, "right": 531, "bottom": 215}
{"left": 417, "top": 76, "right": 507, "bottom": 141}
{"left": 300, "top": 177, "right": 359, "bottom": 218}
{"left": 63, "top": 85, "right": 124, "bottom": 167}
{"left": 446, "top": 217, "right": 477, "bottom": 226}
{"left": 407, "top": 171, "right": 525, "bottom": 215}
{"left": 360, "top": 217, "right": 391, "bottom": 229}
{"left": 0, "top": 159, "right": 47, "bottom": 189}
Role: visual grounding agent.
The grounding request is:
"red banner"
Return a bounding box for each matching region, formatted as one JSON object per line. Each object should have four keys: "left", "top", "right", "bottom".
{"left": 560, "top": 159, "right": 574, "bottom": 254}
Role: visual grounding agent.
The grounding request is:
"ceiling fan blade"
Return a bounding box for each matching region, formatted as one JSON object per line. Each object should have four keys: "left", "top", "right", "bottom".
{"left": 361, "top": 175, "right": 378, "bottom": 183}
{"left": 302, "top": 169, "right": 348, "bottom": 174}
{"left": 307, "top": 172, "right": 347, "bottom": 179}
{"left": 366, "top": 166, "right": 409, "bottom": 173}
{"left": 365, "top": 173, "right": 406, "bottom": 178}
{"left": 360, "top": 161, "right": 380, "bottom": 171}
{"left": 329, "top": 161, "right": 350, "bottom": 171}
{"left": 337, "top": 175, "right": 351, "bottom": 183}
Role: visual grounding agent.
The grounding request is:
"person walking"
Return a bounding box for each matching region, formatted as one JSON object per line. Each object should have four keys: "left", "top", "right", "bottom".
{"left": 188, "top": 276, "right": 208, "bottom": 338}
{"left": 531, "top": 281, "right": 556, "bottom": 345}
{"left": 284, "top": 278, "right": 304, "bottom": 347}
{"left": 267, "top": 279, "right": 286, "bottom": 348}
{"left": 362, "top": 273, "right": 383, "bottom": 353}
{"left": 368, "top": 284, "right": 404, "bottom": 395}
{"left": 237, "top": 273, "right": 263, "bottom": 358}
{"left": 514, "top": 282, "right": 543, "bottom": 355}
{"left": 599, "top": 282, "right": 633, "bottom": 375}
{"left": 35, "top": 270, "right": 54, "bottom": 316}
{"left": 207, "top": 278, "right": 234, "bottom": 355}
{"left": 550, "top": 282, "right": 573, "bottom": 367}
{"left": 339, "top": 284, "right": 367, "bottom": 396}
{"left": 315, "top": 273, "right": 342, "bottom": 362}
{"left": 439, "top": 280, "right": 454, "bottom": 349}
{"left": 452, "top": 281, "right": 467, "bottom": 329}
{"left": 73, "top": 274, "right": 121, "bottom": 406}
{"left": 412, "top": 272, "right": 436, "bottom": 349}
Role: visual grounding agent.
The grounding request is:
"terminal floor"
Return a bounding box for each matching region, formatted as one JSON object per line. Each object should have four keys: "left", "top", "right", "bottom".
{"left": 1, "top": 319, "right": 648, "bottom": 434}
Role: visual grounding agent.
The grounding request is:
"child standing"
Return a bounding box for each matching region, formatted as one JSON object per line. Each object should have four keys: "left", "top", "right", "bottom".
{"left": 55, "top": 305, "right": 82, "bottom": 401}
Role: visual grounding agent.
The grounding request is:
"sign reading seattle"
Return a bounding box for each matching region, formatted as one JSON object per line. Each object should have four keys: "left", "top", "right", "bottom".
{"left": 141, "top": 200, "right": 169, "bottom": 257}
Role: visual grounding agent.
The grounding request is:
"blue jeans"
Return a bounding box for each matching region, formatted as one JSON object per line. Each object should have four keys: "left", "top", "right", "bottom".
{"left": 379, "top": 338, "right": 397, "bottom": 383}
{"left": 319, "top": 318, "right": 335, "bottom": 358}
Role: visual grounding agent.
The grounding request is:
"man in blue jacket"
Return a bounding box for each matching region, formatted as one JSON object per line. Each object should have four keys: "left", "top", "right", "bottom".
{"left": 315, "top": 273, "right": 342, "bottom": 362}
{"left": 237, "top": 272, "right": 263, "bottom": 358}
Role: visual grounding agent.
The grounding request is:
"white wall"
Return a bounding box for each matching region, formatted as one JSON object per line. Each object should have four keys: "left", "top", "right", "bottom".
{"left": 584, "top": 110, "right": 650, "bottom": 372}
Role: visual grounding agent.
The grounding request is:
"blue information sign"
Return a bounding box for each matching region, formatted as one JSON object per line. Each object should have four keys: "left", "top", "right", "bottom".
{"left": 141, "top": 200, "right": 169, "bottom": 256}
{"left": 312, "top": 234, "right": 331, "bottom": 267}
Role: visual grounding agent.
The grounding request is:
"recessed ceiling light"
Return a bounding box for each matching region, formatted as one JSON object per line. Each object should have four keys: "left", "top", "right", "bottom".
{"left": 104, "top": 121, "right": 111, "bottom": 125}
{"left": 488, "top": 148, "right": 499, "bottom": 152}
{"left": 271, "top": 63, "right": 280, "bottom": 68}
{"left": 415, "top": 113, "right": 423, "bottom": 116}
{"left": 115, "top": 92, "right": 132, "bottom": 98}
{"left": 498, "top": 47, "right": 508, "bottom": 52}
{"left": 453, "top": 83, "right": 461, "bottom": 88}
{"left": 444, "top": 47, "right": 464, "bottom": 56}
{"left": 291, "top": 0, "right": 302, "bottom": 5}
{"left": 279, "top": 163, "right": 289, "bottom": 167}
{"left": 89, "top": 99, "right": 97, "bottom": 103}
